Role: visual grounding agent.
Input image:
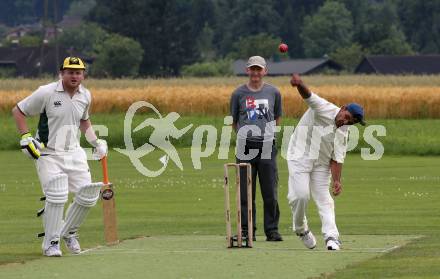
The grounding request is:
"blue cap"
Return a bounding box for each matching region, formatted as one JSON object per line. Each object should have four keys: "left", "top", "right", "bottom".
{"left": 346, "top": 103, "right": 366, "bottom": 126}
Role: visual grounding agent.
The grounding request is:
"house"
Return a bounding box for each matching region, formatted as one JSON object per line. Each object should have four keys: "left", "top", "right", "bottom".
{"left": 0, "top": 46, "right": 92, "bottom": 77}
{"left": 44, "top": 26, "right": 63, "bottom": 41}
{"left": 233, "top": 58, "right": 342, "bottom": 76}
{"left": 355, "top": 55, "right": 440, "bottom": 74}
{"left": 3, "top": 17, "right": 80, "bottom": 43}
{"left": 5, "top": 24, "right": 40, "bottom": 40}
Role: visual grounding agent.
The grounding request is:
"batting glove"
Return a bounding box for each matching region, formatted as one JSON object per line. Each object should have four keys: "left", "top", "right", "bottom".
{"left": 20, "top": 133, "right": 45, "bottom": 160}
{"left": 91, "top": 139, "right": 108, "bottom": 160}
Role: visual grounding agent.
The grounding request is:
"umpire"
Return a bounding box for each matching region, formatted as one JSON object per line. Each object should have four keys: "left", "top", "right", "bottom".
{"left": 230, "top": 56, "right": 283, "bottom": 241}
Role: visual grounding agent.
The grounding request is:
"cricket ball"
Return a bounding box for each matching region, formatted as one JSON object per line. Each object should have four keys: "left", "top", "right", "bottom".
{"left": 279, "top": 43, "right": 288, "bottom": 53}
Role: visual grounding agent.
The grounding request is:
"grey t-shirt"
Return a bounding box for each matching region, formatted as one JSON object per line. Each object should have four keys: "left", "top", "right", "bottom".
{"left": 230, "top": 83, "right": 282, "bottom": 142}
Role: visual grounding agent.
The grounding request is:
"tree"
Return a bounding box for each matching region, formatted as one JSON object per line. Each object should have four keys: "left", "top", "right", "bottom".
{"left": 397, "top": 0, "right": 440, "bottom": 54}
{"left": 354, "top": 1, "right": 413, "bottom": 55}
{"left": 89, "top": 0, "right": 201, "bottom": 76}
{"left": 56, "top": 22, "right": 108, "bottom": 56}
{"left": 192, "top": 0, "right": 216, "bottom": 61}
{"left": 0, "top": 24, "right": 8, "bottom": 39}
{"left": 0, "top": 0, "right": 73, "bottom": 27}
{"left": 92, "top": 34, "right": 144, "bottom": 78}
{"left": 181, "top": 59, "right": 232, "bottom": 77}
{"left": 301, "top": 1, "right": 354, "bottom": 57}
{"left": 0, "top": 0, "right": 90, "bottom": 26}
{"left": 330, "top": 43, "right": 365, "bottom": 72}
{"left": 19, "top": 34, "right": 41, "bottom": 47}
{"left": 211, "top": 0, "right": 237, "bottom": 57}
{"left": 196, "top": 24, "right": 216, "bottom": 61}
{"left": 33, "top": 0, "right": 71, "bottom": 24}
{"left": 213, "top": 0, "right": 282, "bottom": 58}
{"left": 230, "top": 33, "right": 285, "bottom": 60}
{"left": 273, "top": 0, "right": 325, "bottom": 58}
{"left": 66, "top": 0, "right": 96, "bottom": 18}
{"left": 367, "top": 26, "right": 413, "bottom": 55}
{"left": 229, "top": 0, "right": 281, "bottom": 38}
{"left": 0, "top": 0, "right": 36, "bottom": 26}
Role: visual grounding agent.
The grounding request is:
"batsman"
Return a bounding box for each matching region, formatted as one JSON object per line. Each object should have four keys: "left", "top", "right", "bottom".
{"left": 12, "top": 57, "right": 108, "bottom": 257}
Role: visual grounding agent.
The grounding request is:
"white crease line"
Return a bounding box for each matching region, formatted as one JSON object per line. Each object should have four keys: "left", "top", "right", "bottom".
{"left": 81, "top": 247, "right": 397, "bottom": 255}
{"left": 78, "top": 236, "right": 415, "bottom": 255}
{"left": 78, "top": 246, "right": 104, "bottom": 255}
{"left": 381, "top": 245, "right": 400, "bottom": 253}
{"left": 80, "top": 250, "right": 389, "bottom": 255}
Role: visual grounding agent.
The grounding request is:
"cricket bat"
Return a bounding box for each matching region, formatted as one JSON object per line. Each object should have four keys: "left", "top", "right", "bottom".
{"left": 101, "top": 156, "right": 119, "bottom": 245}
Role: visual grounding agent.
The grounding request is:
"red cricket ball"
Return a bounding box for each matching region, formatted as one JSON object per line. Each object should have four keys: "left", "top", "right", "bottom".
{"left": 279, "top": 43, "right": 288, "bottom": 53}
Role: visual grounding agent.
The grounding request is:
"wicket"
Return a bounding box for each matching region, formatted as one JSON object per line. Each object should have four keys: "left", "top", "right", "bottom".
{"left": 223, "top": 163, "right": 253, "bottom": 248}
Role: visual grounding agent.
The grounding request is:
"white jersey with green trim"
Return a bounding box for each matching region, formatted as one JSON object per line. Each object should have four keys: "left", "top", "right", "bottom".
{"left": 17, "top": 80, "right": 91, "bottom": 154}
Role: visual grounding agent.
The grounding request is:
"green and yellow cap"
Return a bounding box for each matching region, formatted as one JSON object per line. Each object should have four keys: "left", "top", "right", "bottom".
{"left": 60, "top": 57, "right": 86, "bottom": 70}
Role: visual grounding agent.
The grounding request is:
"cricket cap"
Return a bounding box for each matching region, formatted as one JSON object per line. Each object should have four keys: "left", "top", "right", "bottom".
{"left": 60, "top": 57, "right": 86, "bottom": 70}
{"left": 246, "top": 56, "right": 266, "bottom": 68}
{"left": 346, "top": 103, "right": 366, "bottom": 126}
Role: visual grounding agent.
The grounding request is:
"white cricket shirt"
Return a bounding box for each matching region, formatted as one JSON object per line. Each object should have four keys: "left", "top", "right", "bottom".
{"left": 287, "top": 93, "right": 348, "bottom": 165}
{"left": 17, "top": 80, "right": 91, "bottom": 154}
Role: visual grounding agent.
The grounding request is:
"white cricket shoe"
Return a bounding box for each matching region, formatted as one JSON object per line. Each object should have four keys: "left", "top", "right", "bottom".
{"left": 43, "top": 242, "right": 62, "bottom": 257}
{"left": 64, "top": 235, "right": 81, "bottom": 254}
{"left": 297, "top": 230, "right": 316, "bottom": 249}
{"left": 326, "top": 237, "right": 341, "bottom": 250}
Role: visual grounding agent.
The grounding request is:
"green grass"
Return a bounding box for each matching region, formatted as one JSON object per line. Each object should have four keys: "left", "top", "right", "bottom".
{"left": 0, "top": 149, "right": 439, "bottom": 278}
{"left": 2, "top": 114, "right": 440, "bottom": 155}
{"left": 0, "top": 235, "right": 416, "bottom": 279}
{"left": 323, "top": 235, "right": 440, "bottom": 279}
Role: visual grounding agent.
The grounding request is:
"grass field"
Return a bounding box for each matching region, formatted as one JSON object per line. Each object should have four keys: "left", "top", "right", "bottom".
{"left": 1, "top": 76, "right": 439, "bottom": 278}
{"left": 0, "top": 149, "right": 439, "bottom": 278}
{"left": 2, "top": 114, "right": 440, "bottom": 156}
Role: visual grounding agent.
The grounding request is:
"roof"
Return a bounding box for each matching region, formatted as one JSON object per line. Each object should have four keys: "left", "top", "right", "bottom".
{"left": 58, "top": 15, "right": 82, "bottom": 29}
{"left": 233, "top": 58, "right": 342, "bottom": 76}
{"left": 5, "top": 24, "right": 41, "bottom": 38}
{"left": 0, "top": 60, "right": 16, "bottom": 65}
{"left": 0, "top": 47, "right": 91, "bottom": 77}
{"left": 355, "top": 55, "right": 440, "bottom": 74}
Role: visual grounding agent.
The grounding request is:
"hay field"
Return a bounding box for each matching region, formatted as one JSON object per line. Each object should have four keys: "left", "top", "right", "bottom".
{"left": 1, "top": 76, "right": 439, "bottom": 118}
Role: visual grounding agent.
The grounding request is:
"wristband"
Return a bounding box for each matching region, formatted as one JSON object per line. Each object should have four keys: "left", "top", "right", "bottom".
{"left": 21, "top": 132, "right": 31, "bottom": 139}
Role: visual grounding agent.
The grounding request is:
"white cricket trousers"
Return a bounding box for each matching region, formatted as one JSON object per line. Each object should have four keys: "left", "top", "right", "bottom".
{"left": 36, "top": 148, "right": 92, "bottom": 194}
{"left": 287, "top": 160, "right": 339, "bottom": 240}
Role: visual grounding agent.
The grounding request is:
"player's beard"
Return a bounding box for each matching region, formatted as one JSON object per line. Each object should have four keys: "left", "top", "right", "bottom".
{"left": 62, "top": 79, "right": 81, "bottom": 94}
{"left": 67, "top": 79, "right": 80, "bottom": 89}
{"left": 335, "top": 119, "right": 344, "bottom": 128}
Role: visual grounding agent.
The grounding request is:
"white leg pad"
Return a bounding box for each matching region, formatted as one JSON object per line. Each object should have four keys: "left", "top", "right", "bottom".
{"left": 61, "top": 202, "right": 90, "bottom": 237}
{"left": 61, "top": 183, "right": 102, "bottom": 237}
{"left": 44, "top": 174, "right": 69, "bottom": 204}
{"left": 75, "top": 182, "right": 103, "bottom": 207}
{"left": 42, "top": 174, "right": 68, "bottom": 250}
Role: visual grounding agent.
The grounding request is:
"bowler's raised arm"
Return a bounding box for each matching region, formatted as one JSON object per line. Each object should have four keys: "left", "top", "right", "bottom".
{"left": 290, "top": 73, "right": 311, "bottom": 99}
